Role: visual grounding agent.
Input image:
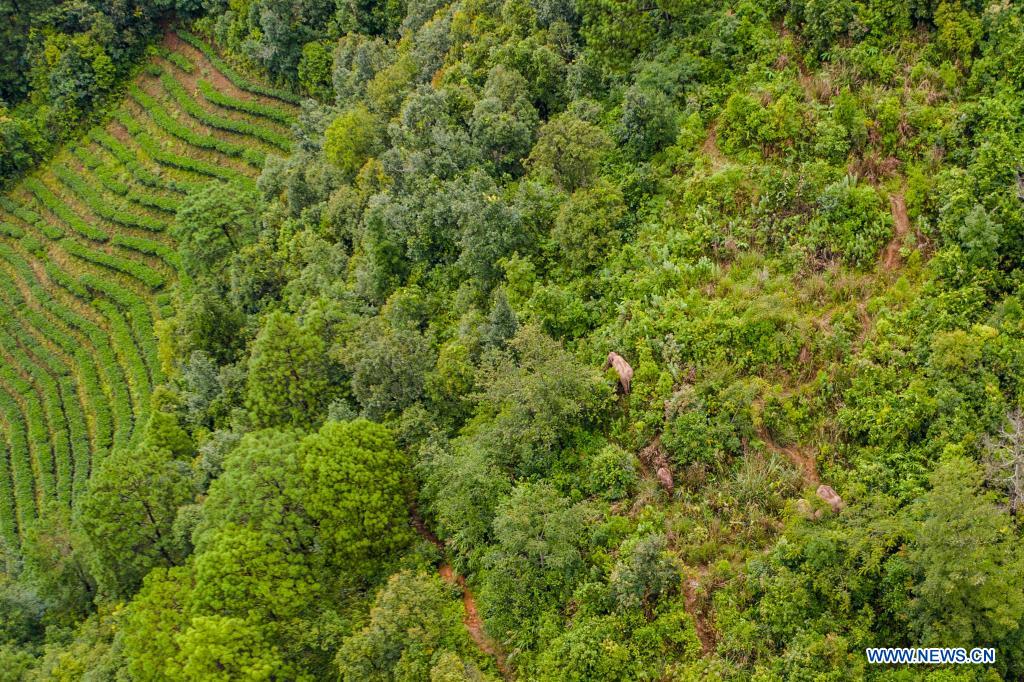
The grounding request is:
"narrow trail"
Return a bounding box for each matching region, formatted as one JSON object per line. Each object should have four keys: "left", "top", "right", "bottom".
{"left": 163, "top": 32, "right": 235, "bottom": 98}
{"left": 412, "top": 511, "right": 514, "bottom": 681}
{"left": 882, "top": 191, "right": 910, "bottom": 271}
{"left": 756, "top": 427, "right": 820, "bottom": 487}
{"left": 701, "top": 126, "right": 728, "bottom": 172}
{"left": 682, "top": 567, "right": 717, "bottom": 655}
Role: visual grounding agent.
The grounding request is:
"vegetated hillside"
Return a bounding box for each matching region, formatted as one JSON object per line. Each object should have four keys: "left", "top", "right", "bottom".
{"left": 0, "top": 34, "right": 296, "bottom": 557}
{"left": 4, "top": 0, "right": 1024, "bottom": 680}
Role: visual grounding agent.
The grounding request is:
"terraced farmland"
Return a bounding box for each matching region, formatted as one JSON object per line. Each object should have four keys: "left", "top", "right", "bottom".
{"left": 0, "top": 31, "right": 297, "bottom": 552}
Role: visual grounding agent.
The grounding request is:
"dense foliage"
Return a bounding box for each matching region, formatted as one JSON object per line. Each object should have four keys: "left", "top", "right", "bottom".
{"left": 0, "top": 0, "right": 199, "bottom": 185}
{"left": 3, "top": 0, "right": 1024, "bottom": 679}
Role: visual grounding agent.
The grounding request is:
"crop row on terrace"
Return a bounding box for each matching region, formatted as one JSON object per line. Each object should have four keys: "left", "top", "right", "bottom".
{"left": 0, "top": 33, "right": 297, "bottom": 551}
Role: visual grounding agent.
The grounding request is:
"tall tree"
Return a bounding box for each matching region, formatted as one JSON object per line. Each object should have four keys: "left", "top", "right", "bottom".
{"left": 299, "top": 419, "right": 412, "bottom": 575}
{"left": 906, "top": 457, "right": 1024, "bottom": 647}
{"left": 246, "top": 311, "right": 333, "bottom": 430}
{"left": 75, "top": 445, "right": 192, "bottom": 598}
{"left": 173, "top": 182, "right": 259, "bottom": 277}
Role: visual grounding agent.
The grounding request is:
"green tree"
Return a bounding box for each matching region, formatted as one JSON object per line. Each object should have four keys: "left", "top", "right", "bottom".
{"left": 958, "top": 204, "right": 1002, "bottom": 269}
{"left": 552, "top": 180, "right": 628, "bottom": 275}
{"left": 609, "top": 534, "right": 679, "bottom": 614}
{"left": 482, "top": 288, "right": 518, "bottom": 350}
{"left": 173, "top": 182, "right": 259, "bottom": 277}
{"left": 471, "top": 325, "right": 610, "bottom": 476}
{"left": 527, "top": 112, "right": 612, "bottom": 191}
{"left": 324, "top": 104, "right": 383, "bottom": 178}
{"left": 421, "top": 445, "right": 511, "bottom": 569}
{"left": 177, "top": 289, "right": 247, "bottom": 364}
{"left": 246, "top": 311, "right": 333, "bottom": 430}
{"left": 191, "top": 524, "right": 319, "bottom": 622}
{"left": 141, "top": 398, "right": 195, "bottom": 459}
{"left": 481, "top": 482, "right": 588, "bottom": 648}
{"left": 170, "top": 615, "right": 303, "bottom": 681}
{"left": 346, "top": 319, "right": 435, "bottom": 421}
{"left": 198, "top": 429, "right": 311, "bottom": 548}
{"left": 298, "top": 40, "right": 333, "bottom": 100}
{"left": 75, "top": 444, "right": 192, "bottom": 598}
{"left": 299, "top": 419, "right": 411, "bottom": 574}
{"left": 536, "top": 616, "right": 634, "bottom": 682}
{"left": 906, "top": 457, "right": 1024, "bottom": 647}
{"left": 616, "top": 86, "right": 678, "bottom": 159}
{"left": 121, "top": 565, "right": 194, "bottom": 682}
{"left": 470, "top": 65, "right": 539, "bottom": 173}
{"left": 336, "top": 570, "right": 484, "bottom": 681}
{"left": 20, "top": 506, "right": 94, "bottom": 626}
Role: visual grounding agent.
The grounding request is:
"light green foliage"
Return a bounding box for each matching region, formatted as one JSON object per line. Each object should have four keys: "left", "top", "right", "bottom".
{"left": 718, "top": 91, "right": 804, "bottom": 157}
{"left": 934, "top": 1, "right": 982, "bottom": 64}
{"left": 299, "top": 419, "right": 411, "bottom": 573}
{"left": 246, "top": 311, "right": 333, "bottom": 429}
{"left": 324, "top": 105, "right": 383, "bottom": 177}
{"left": 298, "top": 40, "right": 334, "bottom": 101}
{"left": 336, "top": 570, "right": 489, "bottom": 681}
{"left": 75, "top": 444, "right": 192, "bottom": 598}
{"left": 191, "top": 523, "right": 319, "bottom": 621}
{"left": 197, "top": 429, "right": 309, "bottom": 544}
{"left": 170, "top": 615, "right": 302, "bottom": 682}
{"left": 121, "top": 565, "right": 194, "bottom": 682}
{"left": 535, "top": 616, "right": 634, "bottom": 682}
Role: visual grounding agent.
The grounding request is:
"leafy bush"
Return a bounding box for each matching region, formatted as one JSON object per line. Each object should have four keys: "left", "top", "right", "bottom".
{"left": 197, "top": 80, "right": 296, "bottom": 126}
{"left": 810, "top": 176, "right": 892, "bottom": 266}
{"left": 176, "top": 31, "right": 303, "bottom": 105}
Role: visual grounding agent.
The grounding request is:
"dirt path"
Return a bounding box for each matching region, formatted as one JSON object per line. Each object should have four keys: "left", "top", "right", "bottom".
{"left": 682, "top": 567, "right": 717, "bottom": 654}
{"left": 701, "top": 126, "right": 728, "bottom": 172}
{"left": 882, "top": 192, "right": 910, "bottom": 271}
{"left": 412, "top": 511, "right": 514, "bottom": 680}
{"left": 162, "top": 31, "right": 299, "bottom": 113}
{"left": 756, "top": 427, "right": 820, "bottom": 487}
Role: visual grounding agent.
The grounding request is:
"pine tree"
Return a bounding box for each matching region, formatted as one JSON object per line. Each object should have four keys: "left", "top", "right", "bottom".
{"left": 246, "top": 311, "right": 331, "bottom": 430}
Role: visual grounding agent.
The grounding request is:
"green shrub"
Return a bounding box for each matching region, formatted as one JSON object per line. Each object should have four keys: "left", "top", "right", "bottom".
{"left": 115, "top": 109, "right": 253, "bottom": 184}
{"left": 160, "top": 73, "right": 291, "bottom": 151}
{"left": 23, "top": 178, "right": 109, "bottom": 242}
{"left": 61, "top": 239, "right": 165, "bottom": 289}
{"left": 177, "top": 31, "right": 303, "bottom": 105}
{"left": 128, "top": 86, "right": 267, "bottom": 167}
{"left": 585, "top": 444, "right": 639, "bottom": 501}
{"left": 810, "top": 176, "right": 892, "bottom": 266}
{"left": 197, "top": 80, "right": 295, "bottom": 126}
{"left": 51, "top": 165, "right": 166, "bottom": 233}
{"left": 167, "top": 52, "right": 195, "bottom": 74}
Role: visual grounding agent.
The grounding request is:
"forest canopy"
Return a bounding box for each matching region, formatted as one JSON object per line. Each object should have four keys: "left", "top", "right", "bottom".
{"left": 2, "top": 0, "right": 1024, "bottom": 679}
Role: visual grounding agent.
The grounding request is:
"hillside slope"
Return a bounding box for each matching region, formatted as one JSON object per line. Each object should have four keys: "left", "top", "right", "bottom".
{"left": 0, "top": 33, "right": 297, "bottom": 553}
